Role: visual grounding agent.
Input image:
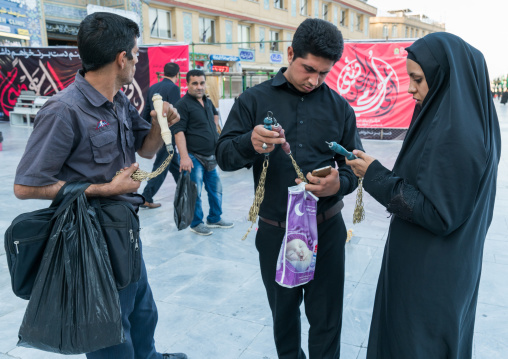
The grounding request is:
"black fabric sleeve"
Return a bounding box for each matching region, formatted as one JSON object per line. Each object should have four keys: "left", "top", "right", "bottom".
{"left": 336, "top": 104, "right": 364, "bottom": 196}
{"left": 216, "top": 95, "right": 259, "bottom": 171}
{"left": 172, "top": 100, "right": 188, "bottom": 135}
{"left": 364, "top": 160, "right": 473, "bottom": 236}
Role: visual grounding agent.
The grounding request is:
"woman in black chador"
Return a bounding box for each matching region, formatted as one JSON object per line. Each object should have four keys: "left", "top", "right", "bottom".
{"left": 347, "top": 32, "right": 501, "bottom": 358}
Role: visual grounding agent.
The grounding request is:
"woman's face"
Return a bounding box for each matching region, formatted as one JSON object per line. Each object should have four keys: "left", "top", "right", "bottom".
{"left": 406, "top": 58, "right": 429, "bottom": 105}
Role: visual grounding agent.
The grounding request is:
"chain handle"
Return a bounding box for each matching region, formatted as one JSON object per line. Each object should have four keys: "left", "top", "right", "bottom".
{"left": 353, "top": 178, "right": 365, "bottom": 224}
{"left": 116, "top": 149, "right": 174, "bottom": 182}
{"left": 289, "top": 153, "right": 307, "bottom": 184}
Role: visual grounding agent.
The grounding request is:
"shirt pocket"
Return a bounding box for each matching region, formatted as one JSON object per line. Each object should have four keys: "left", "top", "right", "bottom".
{"left": 90, "top": 130, "right": 118, "bottom": 163}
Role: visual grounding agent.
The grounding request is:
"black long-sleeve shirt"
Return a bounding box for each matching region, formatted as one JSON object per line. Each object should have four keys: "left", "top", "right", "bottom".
{"left": 216, "top": 68, "right": 363, "bottom": 221}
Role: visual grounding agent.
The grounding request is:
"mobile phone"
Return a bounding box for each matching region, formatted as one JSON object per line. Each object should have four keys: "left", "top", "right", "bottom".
{"left": 312, "top": 165, "right": 332, "bottom": 177}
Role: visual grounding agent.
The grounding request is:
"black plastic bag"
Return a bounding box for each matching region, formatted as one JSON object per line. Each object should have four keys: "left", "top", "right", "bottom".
{"left": 17, "top": 187, "right": 123, "bottom": 354}
{"left": 174, "top": 172, "right": 198, "bottom": 230}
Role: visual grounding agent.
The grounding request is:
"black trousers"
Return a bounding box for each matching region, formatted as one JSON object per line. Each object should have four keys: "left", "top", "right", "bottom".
{"left": 255, "top": 213, "right": 347, "bottom": 359}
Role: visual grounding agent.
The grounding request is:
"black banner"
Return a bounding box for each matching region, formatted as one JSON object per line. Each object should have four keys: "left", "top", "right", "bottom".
{"left": 0, "top": 46, "right": 150, "bottom": 121}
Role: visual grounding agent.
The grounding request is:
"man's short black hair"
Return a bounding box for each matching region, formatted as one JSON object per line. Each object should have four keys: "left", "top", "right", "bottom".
{"left": 186, "top": 69, "right": 206, "bottom": 82}
{"left": 164, "top": 63, "right": 180, "bottom": 77}
{"left": 292, "top": 18, "right": 344, "bottom": 63}
{"left": 78, "top": 12, "right": 140, "bottom": 72}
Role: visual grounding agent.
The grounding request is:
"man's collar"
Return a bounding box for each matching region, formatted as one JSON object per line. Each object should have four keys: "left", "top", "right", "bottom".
{"left": 271, "top": 68, "right": 289, "bottom": 87}
{"left": 75, "top": 70, "right": 121, "bottom": 107}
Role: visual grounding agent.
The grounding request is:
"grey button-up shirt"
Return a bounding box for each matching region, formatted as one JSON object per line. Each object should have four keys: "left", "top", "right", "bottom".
{"left": 15, "top": 70, "right": 151, "bottom": 205}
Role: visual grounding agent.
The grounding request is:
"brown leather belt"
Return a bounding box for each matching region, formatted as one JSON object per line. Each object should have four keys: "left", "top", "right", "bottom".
{"left": 259, "top": 200, "right": 344, "bottom": 228}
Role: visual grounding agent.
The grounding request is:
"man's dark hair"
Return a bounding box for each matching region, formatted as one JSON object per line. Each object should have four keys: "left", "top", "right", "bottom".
{"left": 186, "top": 69, "right": 206, "bottom": 82}
{"left": 291, "top": 18, "right": 344, "bottom": 63}
{"left": 164, "top": 63, "right": 180, "bottom": 77}
{"left": 78, "top": 12, "right": 140, "bottom": 72}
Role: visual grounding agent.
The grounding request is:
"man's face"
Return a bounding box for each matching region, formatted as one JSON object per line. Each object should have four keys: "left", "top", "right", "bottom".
{"left": 187, "top": 75, "right": 206, "bottom": 99}
{"left": 120, "top": 38, "right": 139, "bottom": 86}
{"left": 283, "top": 46, "right": 335, "bottom": 93}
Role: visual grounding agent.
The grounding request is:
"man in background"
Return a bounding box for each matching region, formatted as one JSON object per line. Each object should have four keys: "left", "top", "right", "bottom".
{"left": 141, "top": 62, "right": 181, "bottom": 208}
{"left": 173, "top": 69, "right": 233, "bottom": 236}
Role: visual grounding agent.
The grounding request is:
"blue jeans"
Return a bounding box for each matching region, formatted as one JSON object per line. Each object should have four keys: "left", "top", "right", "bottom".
{"left": 188, "top": 153, "right": 223, "bottom": 228}
{"left": 86, "top": 241, "right": 162, "bottom": 359}
{"left": 142, "top": 146, "right": 180, "bottom": 203}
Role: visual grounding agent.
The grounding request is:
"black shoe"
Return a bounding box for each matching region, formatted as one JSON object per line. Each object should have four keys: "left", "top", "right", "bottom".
{"left": 162, "top": 354, "right": 188, "bottom": 359}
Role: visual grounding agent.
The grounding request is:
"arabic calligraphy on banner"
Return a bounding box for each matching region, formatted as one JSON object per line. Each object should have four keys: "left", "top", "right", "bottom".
{"left": 326, "top": 42, "right": 414, "bottom": 129}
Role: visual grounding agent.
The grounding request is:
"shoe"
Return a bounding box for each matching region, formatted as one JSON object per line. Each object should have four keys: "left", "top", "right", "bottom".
{"left": 140, "top": 201, "right": 161, "bottom": 209}
{"left": 162, "top": 354, "right": 188, "bottom": 359}
{"left": 206, "top": 219, "right": 234, "bottom": 228}
{"left": 190, "top": 223, "right": 213, "bottom": 236}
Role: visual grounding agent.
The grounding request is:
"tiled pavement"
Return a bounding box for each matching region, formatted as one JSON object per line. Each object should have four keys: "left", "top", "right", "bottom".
{"left": 0, "top": 101, "right": 507, "bottom": 358}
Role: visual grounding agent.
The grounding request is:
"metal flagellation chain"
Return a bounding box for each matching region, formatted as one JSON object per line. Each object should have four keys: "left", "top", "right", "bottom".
{"left": 116, "top": 93, "right": 175, "bottom": 181}
{"left": 126, "top": 150, "right": 174, "bottom": 181}
{"left": 289, "top": 153, "right": 307, "bottom": 184}
{"left": 241, "top": 155, "right": 269, "bottom": 241}
{"left": 326, "top": 141, "right": 365, "bottom": 224}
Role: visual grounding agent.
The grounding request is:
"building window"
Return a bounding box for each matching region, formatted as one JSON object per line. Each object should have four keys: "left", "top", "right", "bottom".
{"left": 405, "top": 26, "right": 408, "bottom": 37}
{"left": 355, "top": 14, "right": 363, "bottom": 31}
{"left": 270, "top": 30, "right": 280, "bottom": 51}
{"left": 322, "top": 3, "right": 329, "bottom": 21}
{"left": 238, "top": 24, "right": 251, "bottom": 48}
{"left": 410, "top": 28, "right": 414, "bottom": 38}
{"left": 391, "top": 25, "right": 397, "bottom": 38}
{"left": 382, "top": 25, "right": 388, "bottom": 38}
{"left": 274, "top": 0, "right": 284, "bottom": 9}
{"left": 149, "top": 8, "right": 172, "bottom": 39}
{"left": 199, "top": 17, "right": 215, "bottom": 43}
{"left": 300, "top": 0, "right": 308, "bottom": 16}
{"left": 340, "top": 9, "right": 348, "bottom": 27}
{"left": 415, "top": 29, "right": 419, "bottom": 38}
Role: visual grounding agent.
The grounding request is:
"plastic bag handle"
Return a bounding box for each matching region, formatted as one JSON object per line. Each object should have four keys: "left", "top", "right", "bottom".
{"left": 50, "top": 182, "right": 91, "bottom": 219}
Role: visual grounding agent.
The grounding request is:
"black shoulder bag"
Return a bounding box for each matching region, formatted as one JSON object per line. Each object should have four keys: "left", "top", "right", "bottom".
{"left": 4, "top": 182, "right": 141, "bottom": 299}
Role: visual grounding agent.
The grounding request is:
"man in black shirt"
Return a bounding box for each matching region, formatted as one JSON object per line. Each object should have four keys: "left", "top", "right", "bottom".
{"left": 140, "top": 62, "right": 181, "bottom": 209}
{"left": 217, "top": 19, "right": 363, "bottom": 358}
{"left": 172, "top": 69, "right": 233, "bottom": 236}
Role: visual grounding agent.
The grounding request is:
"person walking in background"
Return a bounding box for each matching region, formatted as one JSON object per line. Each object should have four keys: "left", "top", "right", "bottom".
{"left": 141, "top": 62, "right": 181, "bottom": 209}
{"left": 173, "top": 69, "right": 233, "bottom": 236}
{"left": 13, "top": 12, "right": 187, "bottom": 359}
{"left": 216, "top": 19, "right": 363, "bottom": 358}
{"left": 347, "top": 32, "right": 501, "bottom": 359}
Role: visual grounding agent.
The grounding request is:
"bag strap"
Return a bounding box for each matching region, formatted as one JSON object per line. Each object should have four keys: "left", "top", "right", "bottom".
{"left": 50, "top": 182, "right": 91, "bottom": 219}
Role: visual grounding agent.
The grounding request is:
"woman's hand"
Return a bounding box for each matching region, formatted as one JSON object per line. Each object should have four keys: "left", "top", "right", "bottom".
{"left": 345, "top": 150, "right": 376, "bottom": 178}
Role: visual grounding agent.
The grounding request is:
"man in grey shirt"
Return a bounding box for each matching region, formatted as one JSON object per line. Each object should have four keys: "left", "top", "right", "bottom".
{"left": 14, "top": 12, "right": 186, "bottom": 359}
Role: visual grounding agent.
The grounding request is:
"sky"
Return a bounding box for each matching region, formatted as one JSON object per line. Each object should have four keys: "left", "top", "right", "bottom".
{"left": 367, "top": 0, "right": 508, "bottom": 80}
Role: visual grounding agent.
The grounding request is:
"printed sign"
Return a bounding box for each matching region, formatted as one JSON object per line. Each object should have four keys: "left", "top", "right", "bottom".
{"left": 239, "top": 49, "right": 255, "bottom": 62}
{"left": 270, "top": 52, "right": 283, "bottom": 64}
{"left": 326, "top": 41, "right": 414, "bottom": 129}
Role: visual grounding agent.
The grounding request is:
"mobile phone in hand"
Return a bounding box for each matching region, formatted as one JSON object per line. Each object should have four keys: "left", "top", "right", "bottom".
{"left": 311, "top": 165, "right": 332, "bottom": 177}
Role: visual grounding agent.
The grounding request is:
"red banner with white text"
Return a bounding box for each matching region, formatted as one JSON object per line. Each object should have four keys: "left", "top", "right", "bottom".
{"left": 0, "top": 44, "right": 189, "bottom": 121}
{"left": 326, "top": 41, "right": 415, "bottom": 129}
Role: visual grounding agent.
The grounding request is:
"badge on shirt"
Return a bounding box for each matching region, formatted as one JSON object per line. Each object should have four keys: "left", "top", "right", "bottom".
{"left": 96, "top": 120, "right": 110, "bottom": 130}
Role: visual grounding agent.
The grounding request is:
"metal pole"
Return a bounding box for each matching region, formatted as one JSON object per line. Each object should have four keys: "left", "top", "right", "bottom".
{"left": 191, "top": 42, "right": 196, "bottom": 69}
{"left": 229, "top": 74, "right": 232, "bottom": 98}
